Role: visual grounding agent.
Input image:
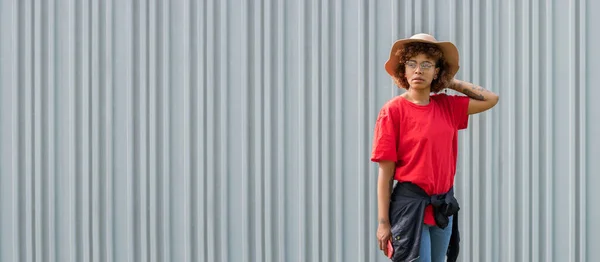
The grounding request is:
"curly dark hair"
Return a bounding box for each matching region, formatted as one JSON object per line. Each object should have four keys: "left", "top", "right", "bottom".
{"left": 392, "top": 42, "right": 453, "bottom": 93}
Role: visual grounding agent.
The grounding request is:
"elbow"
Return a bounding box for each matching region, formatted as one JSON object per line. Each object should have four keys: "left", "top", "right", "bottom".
{"left": 490, "top": 93, "right": 499, "bottom": 107}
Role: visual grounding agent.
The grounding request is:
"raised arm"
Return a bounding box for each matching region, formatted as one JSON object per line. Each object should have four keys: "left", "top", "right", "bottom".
{"left": 448, "top": 79, "right": 499, "bottom": 115}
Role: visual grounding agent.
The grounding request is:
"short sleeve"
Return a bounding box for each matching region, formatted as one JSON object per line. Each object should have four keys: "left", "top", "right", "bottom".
{"left": 449, "top": 95, "right": 470, "bottom": 130}
{"left": 370, "top": 107, "right": 398, "bottom": 162}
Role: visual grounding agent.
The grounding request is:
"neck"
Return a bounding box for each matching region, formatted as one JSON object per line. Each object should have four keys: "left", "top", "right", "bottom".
{"left": 405, "top": 87, "right": 431, "bottom": 105}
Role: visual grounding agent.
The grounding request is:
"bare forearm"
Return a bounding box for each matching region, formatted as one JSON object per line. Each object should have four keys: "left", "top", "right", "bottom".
{"left": 449, "top": 79, "right": 498, "bottom": 102}
{"left": 377, "top": 162, "right": 395, "bottom": 225}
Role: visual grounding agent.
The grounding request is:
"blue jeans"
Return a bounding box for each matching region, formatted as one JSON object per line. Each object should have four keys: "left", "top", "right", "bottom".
{"left": 417, "top": 216, "right": 453, "bottom": 262}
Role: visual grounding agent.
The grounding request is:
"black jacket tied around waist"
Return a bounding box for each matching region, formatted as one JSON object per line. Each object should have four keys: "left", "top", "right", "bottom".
{"left": 388, "top": 182, "right": 460, "bottom": 262}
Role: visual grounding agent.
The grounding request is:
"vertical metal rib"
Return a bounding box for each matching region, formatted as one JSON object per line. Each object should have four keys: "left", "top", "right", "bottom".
{"left": 253, "top": 0, "right": 265, "bottom": 260}
{"left": 218, "top": 0, "right": 230, "bottom": 259}
{"left": 334, "top": 0, "right": 344, "bottom": 260}
{"left": 484, "top": 0, "right": 495, "bottom": 260}
{"left": 521, "top": 0, "right": 532, "bottom": 260}
{"left": 310, "top": 0, "right": 321, "bottom": 259}
{"left": 578, "top": 1, "right": 588, "bottom": 261}
{"left": 531, "top": 0, "right": 541, "bottom": 261}
{"left": 320, "top": 0, "right": 331, "bottom": 260}
{"left": 544, "top": 0, "right": 554, "bottom": 260}
{"left": 568, "top": 0, "right": 577, "bottom": 261}
{"left": 90, "top": 0, "right": 101, "bottom": 260}
{"left": 276, "top": 1, "right": 287, "bottom": 261}
{"left": 33, "top": 0, "right": 44, "bottom": 261}
{"left": 148, "top": 0, "right": 159, "bottom": 261}
{"left": 264, "top": 0, "right": 274, "bottom": 260}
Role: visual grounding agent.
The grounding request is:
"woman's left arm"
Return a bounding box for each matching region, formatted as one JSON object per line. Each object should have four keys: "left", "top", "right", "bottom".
{"left": 448, "top": 79, "right": 499, "bottom": 115}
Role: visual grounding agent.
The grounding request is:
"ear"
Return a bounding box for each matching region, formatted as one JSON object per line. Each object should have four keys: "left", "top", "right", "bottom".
{"left": 434, "top": 68, "right": 440, "bottom": 79}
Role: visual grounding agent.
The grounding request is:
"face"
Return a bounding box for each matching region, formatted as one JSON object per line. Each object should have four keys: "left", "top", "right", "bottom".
{"left": 403, "top": 53, "right": 440, "bottom": 90}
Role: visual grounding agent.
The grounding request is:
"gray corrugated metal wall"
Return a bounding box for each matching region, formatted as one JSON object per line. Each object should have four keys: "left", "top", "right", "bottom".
{"left": 0, "top": 0, "right": 598, "bottom": 261}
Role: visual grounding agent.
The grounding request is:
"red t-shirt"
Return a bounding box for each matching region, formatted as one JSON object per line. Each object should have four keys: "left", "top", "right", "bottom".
{"left": 371, "top": 93, "right": 470, "bottom": 225}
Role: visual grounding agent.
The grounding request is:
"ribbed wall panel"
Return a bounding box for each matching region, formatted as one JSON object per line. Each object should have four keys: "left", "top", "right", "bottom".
{"left": 0, "top": 0, "right": 598, "bottom": 262}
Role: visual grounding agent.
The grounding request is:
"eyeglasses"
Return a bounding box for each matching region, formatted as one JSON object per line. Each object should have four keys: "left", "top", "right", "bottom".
{"left": 404, "top": 61, "right": 435, "bottom": 70}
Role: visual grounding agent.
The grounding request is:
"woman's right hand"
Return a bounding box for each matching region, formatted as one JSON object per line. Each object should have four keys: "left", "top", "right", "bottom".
{"left": 377, "top": 221, "right": 392, "bottom": 255}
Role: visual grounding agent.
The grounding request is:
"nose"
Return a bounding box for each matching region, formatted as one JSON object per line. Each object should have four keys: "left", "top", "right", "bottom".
{"left": 414, "top": 66, "right": 423, "bottom": 74}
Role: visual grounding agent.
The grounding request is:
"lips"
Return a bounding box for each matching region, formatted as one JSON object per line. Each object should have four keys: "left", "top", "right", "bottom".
{"left": 413, "top": 77, "right": 425, "bottom": 82}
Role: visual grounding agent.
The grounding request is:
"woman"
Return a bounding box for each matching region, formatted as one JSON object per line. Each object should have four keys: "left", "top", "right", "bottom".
{"left": 371, "top": 33, "right": 499, "bottom": 262}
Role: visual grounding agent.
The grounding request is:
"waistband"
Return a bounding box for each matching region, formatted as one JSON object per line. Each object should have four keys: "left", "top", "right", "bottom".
{"left": 390, "top": 182, "right": 455, "bottom": 206}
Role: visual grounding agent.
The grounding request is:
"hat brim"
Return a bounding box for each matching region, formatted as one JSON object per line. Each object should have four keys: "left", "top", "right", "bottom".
{"left": 384, "top": 38, "right": 460, "bottom": 78}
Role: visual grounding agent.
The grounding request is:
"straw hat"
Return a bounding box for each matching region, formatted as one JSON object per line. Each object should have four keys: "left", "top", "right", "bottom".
{"left": 384, "top": 33, "right": 460, "bottom": 78}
